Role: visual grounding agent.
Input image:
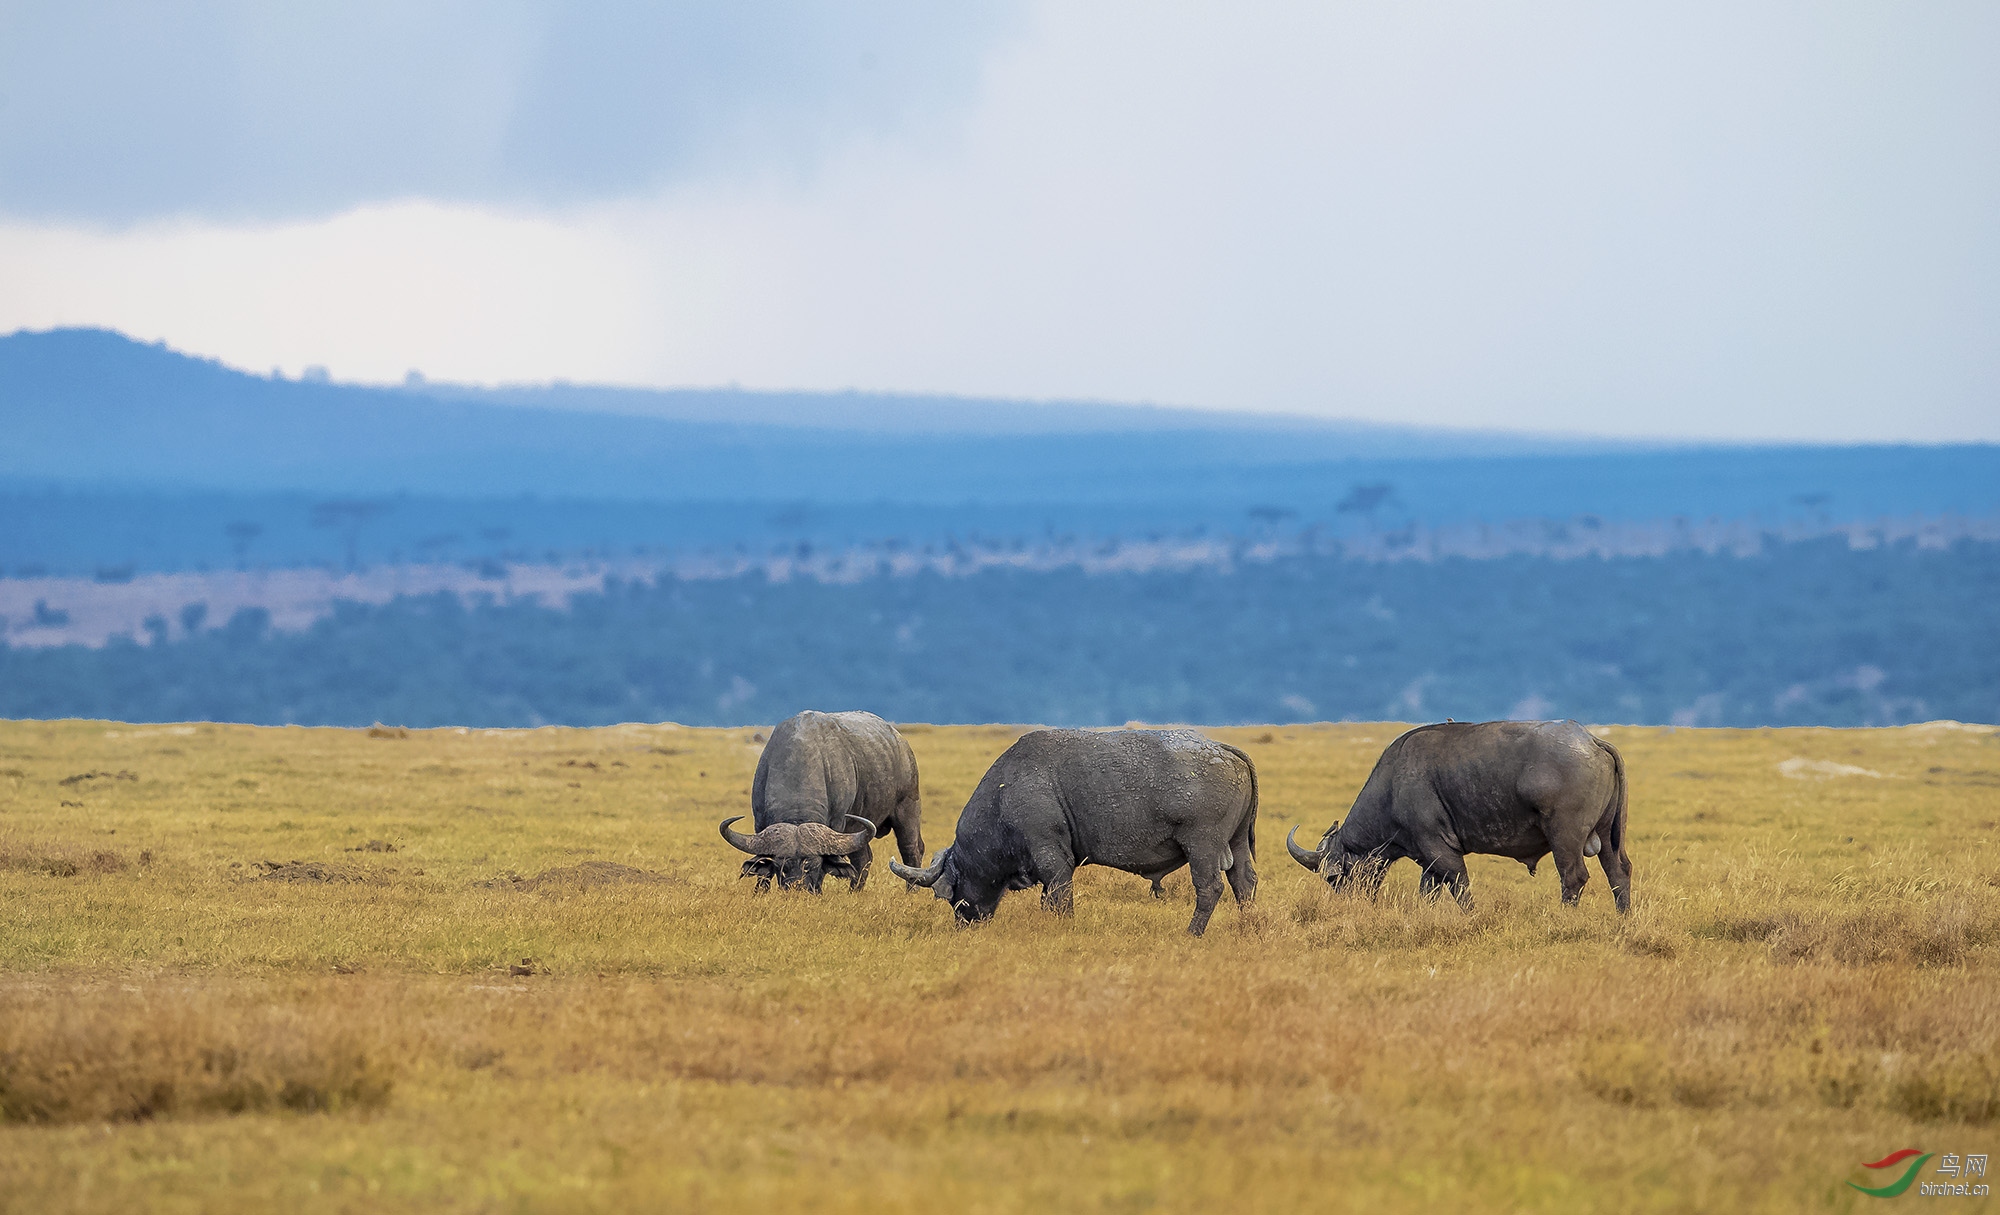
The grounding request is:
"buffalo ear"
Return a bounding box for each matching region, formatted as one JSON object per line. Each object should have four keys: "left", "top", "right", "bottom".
{"left": 934, "top": 875, "right": 956, "bottom": 904}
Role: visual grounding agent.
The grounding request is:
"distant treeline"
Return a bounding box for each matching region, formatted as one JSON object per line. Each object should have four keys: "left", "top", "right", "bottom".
{"left": 8, "top": 456, "right": 2000, "bottom": 578}
{"left": 3, "top": 537, "right": 1992, "bottom": 729}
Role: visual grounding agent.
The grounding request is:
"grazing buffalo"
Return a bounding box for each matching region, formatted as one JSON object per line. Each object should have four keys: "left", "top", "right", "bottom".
{"left": 718, "top": 710, "right": 924, "bottom": 892}
{"left": 890, "top": 728, "right": 1259, "bottom": 935}
{"left": 1287, "top": 720, "right": 1631, "bottom": 911}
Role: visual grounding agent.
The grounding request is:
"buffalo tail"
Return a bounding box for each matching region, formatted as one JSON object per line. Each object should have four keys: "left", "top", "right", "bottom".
{"left": 1217, "top": 740, "right": 1260, "bottom": 858}
{"left": 1591, "top": 733, "right": 1629, "bottom": 862}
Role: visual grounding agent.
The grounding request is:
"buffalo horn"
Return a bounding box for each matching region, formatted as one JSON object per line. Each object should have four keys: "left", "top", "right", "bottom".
{"left": 791, "top": 818, "right": 876, "bottom": 856}
{"left": 889, "top": 850, "right": 947, "bottom": 887}
{"left": 718, "top": 816, "right": 771, "bottom": 855}
{"left": 718, "top": 815, "right": 877, "bottom": 858}
{"left": 1285, "top": 825, "right": 1326, "bottom": 872}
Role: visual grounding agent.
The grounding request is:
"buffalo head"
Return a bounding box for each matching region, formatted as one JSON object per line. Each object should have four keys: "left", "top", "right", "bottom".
{"left": 889, "top": 847, "right": 1005, "bottom": 926}
{"left": 719, "top": 814, "right": 874, "bottom": 893}
{"left": 1286, "top": 822, "right": 1386, "bottom": 894}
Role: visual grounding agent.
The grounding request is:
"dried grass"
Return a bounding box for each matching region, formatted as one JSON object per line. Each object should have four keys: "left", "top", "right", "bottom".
{"left": 0, "top": 718, "right": 1994, "bottom": 1212}
{"left": 0, "top": 986, "right": 392, "bottom": 1123}
{"left": 0, "top": 837, "right": 130, "bottom": 878}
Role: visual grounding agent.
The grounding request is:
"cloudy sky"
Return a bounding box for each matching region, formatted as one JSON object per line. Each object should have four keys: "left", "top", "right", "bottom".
{"left": 1, "top": 1, "right": 1995, "bottom": 441}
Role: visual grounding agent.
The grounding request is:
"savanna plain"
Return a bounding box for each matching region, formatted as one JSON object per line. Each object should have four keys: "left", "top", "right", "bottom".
{"left": 1, "top": 717, "right": 1997, "bottom": 1213}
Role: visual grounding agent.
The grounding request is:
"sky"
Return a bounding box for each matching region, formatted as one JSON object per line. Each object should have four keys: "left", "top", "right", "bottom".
{"left": 1, "top": 1, "right": 1995, "bottom": 442}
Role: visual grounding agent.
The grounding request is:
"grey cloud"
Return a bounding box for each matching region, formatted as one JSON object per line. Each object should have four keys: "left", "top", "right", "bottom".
{"left": 0, "top": 1, "right": 1017, "bottom": 223}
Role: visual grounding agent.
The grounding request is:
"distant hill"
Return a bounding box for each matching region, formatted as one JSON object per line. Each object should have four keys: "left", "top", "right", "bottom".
{"left": 0, "top": 326, "right": 1619, "bottom": 500}
{"left": 5, "top": 326, "right": 2000, "bottom": 577}
{"left": 436, "top": 379, "right": 1612, "bottom": 445}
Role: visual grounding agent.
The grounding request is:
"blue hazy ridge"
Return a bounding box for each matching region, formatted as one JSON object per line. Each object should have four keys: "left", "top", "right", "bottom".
{"left": 3, "top": 327, "right": 1998, "bottom": 576}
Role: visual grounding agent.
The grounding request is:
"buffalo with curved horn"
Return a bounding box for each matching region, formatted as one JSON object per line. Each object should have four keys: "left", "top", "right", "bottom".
{"left": 1291, "top": 720, "right": 1630, "bottom": 912}
{"left": 718, "top": 710, "right": 926, "bottom": 893}
{"left": 892, "top": 728, "right": 1259, "bottom": 936}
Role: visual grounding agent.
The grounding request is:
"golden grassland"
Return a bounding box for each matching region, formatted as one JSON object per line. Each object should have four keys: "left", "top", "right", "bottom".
{"left": 0, "top": 716, "right": 1996, "bottom": 1213}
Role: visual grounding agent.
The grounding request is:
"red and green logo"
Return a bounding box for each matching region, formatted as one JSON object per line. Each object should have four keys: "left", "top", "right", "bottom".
{"left": 1848, "top": 1150, "right": 1933, "bottom": 1198}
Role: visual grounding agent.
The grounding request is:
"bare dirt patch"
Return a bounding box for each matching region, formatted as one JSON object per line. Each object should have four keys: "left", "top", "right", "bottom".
{"left": 56, "top": 769, "right": 137, "bottom": 787}
{"left": 250, "top": 860, "right": 371, "bottom": 884}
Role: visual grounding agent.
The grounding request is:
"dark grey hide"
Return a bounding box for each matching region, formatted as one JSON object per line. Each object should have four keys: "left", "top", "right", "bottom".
{"left": 890, "top": 728, "right": 1259, "bottom": 936}
{"left": 1287, "top": 720, "right": 1631, "bottom": 912}
{"left": 719, "top": 710, "right": 924, "bottom": 893}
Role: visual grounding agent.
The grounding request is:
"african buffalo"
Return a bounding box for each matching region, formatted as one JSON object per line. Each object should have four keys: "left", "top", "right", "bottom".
{"left": 1287, "top": 719, "right": 1630, "bottom": 911}
{"left": 890, "top": 728, "right": 1259, "bottom": 935}
{"left": 718, "top": 710, "right": 924, "bottom": 892}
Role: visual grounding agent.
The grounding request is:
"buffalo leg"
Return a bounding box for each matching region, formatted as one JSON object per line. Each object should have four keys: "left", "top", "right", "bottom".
{"left": 1598, "top": 844, "right": 1632, "bottom": 914}
{"left": 1417, "top": 851, "right": 1472, "bottom": 909}
{"left": 1548, "top": 836, "right": 1593, "bottom": 906}
{"left": 1030, "top": 846, "right": 1076, "bottom": 916}
{"left": 1184, "top": 848, "right": 1228, "bottom": 936}
{"left": 891, "top": 800, "right": 926, "bottom": 867}
{"left": 848, "top": 839, "right": 874, "bottom": 892}
{"left": 890, "top": 801, "right": 926, "bottom": 889}
{"left": 1141, "top": 862, "right": 1185, "bottom": 900}
{"left": 1224, "top": 823, "right": 1258, "bottom": 908}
